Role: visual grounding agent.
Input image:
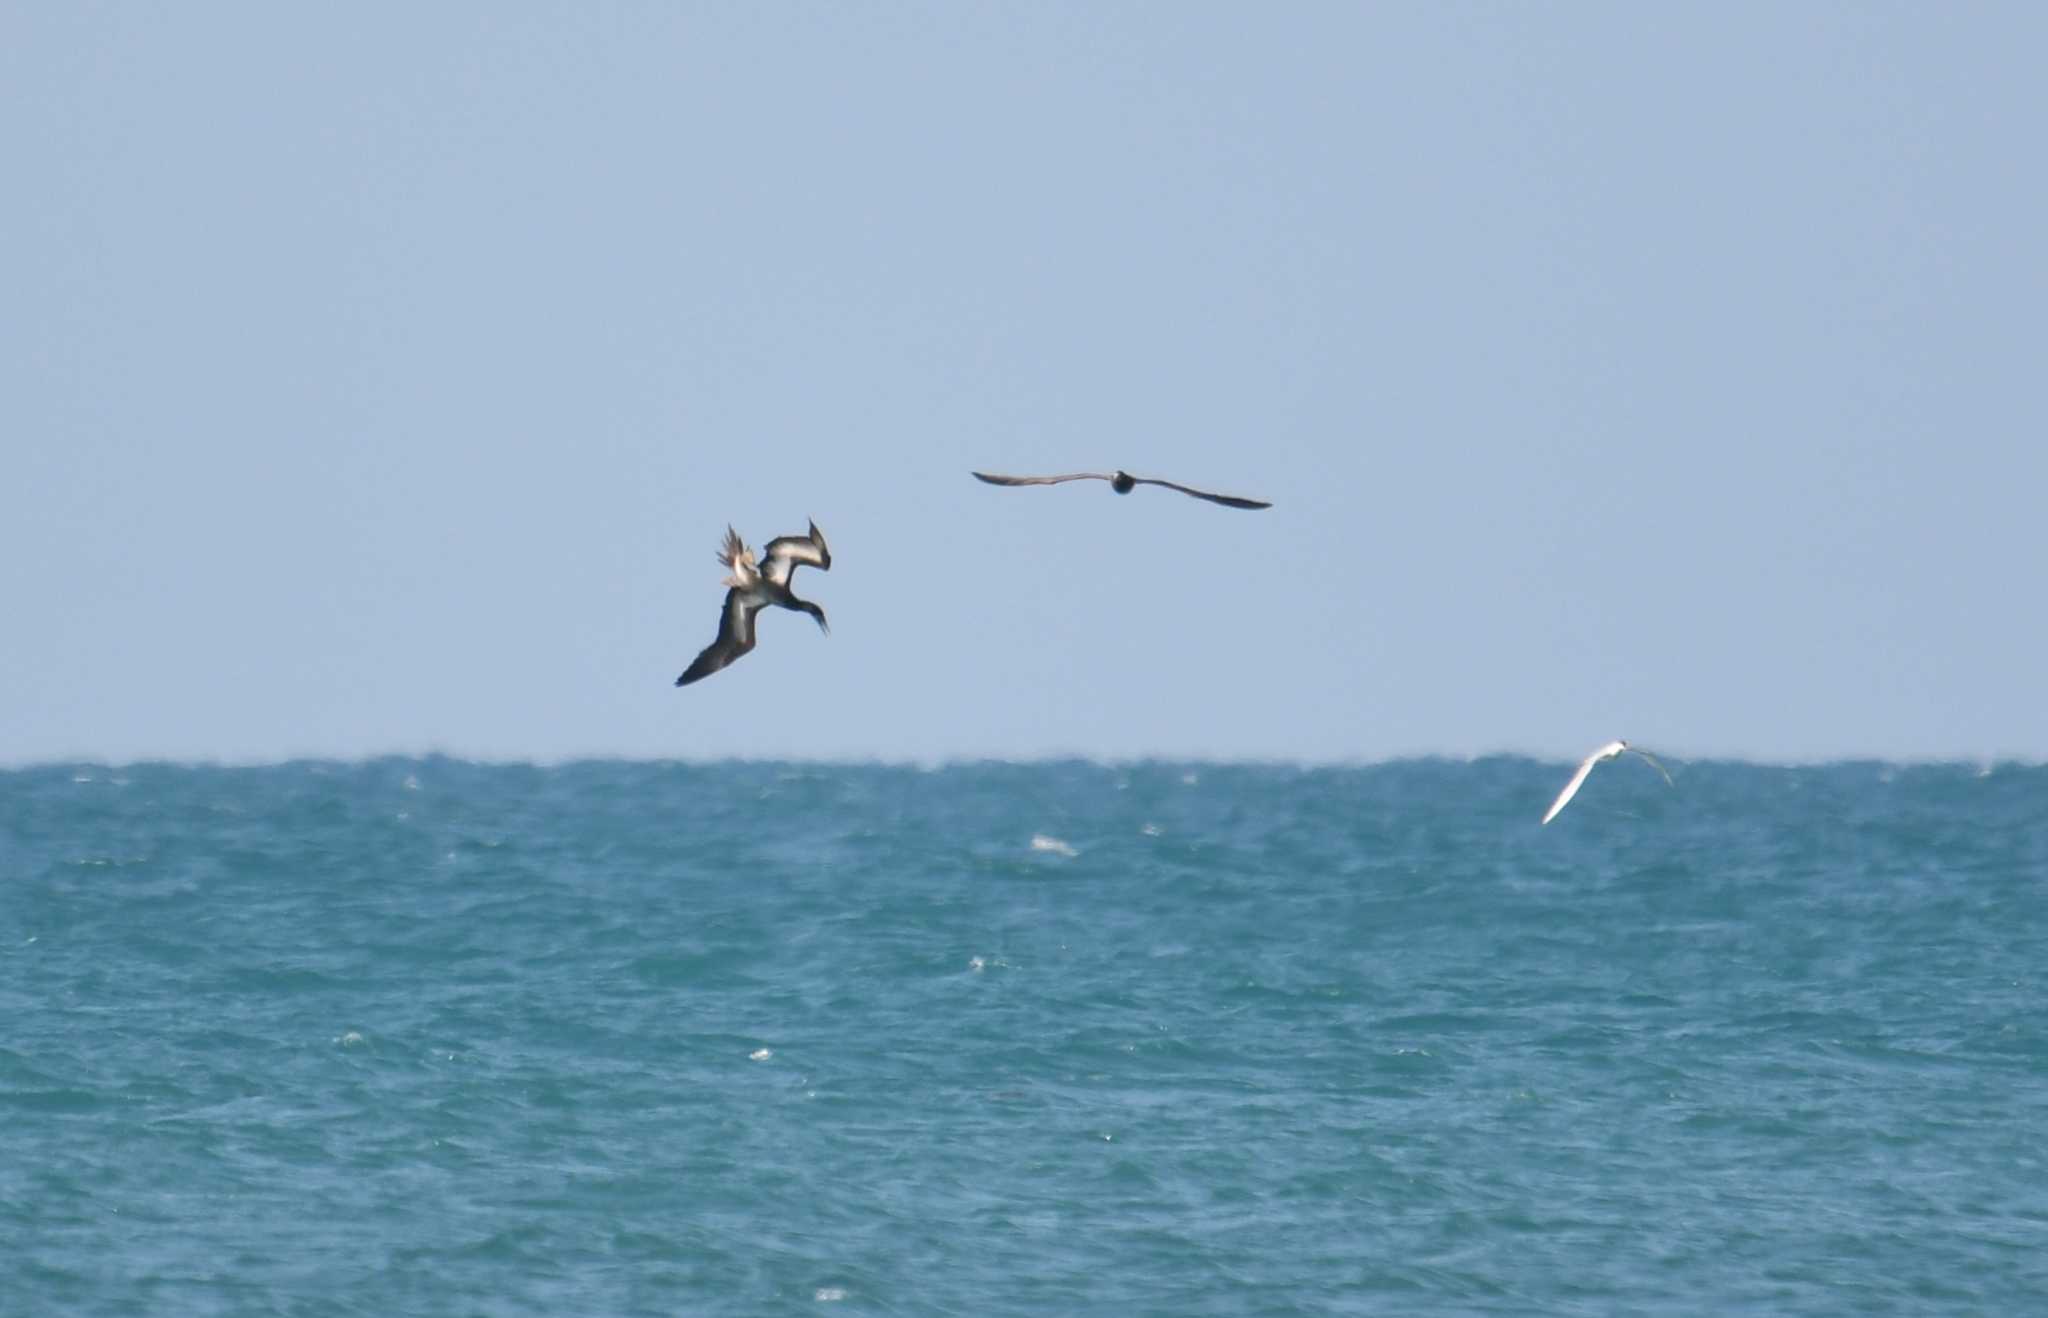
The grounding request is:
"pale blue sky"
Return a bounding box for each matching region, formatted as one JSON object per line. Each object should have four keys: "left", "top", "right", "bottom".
{"left": 5, "top": 4, "right": 2043, "bottom": 765}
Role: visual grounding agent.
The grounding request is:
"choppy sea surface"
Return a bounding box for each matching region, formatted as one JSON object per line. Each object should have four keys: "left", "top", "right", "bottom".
{"left": 5, "top": 758, "right": 2045, "bottom": 1315}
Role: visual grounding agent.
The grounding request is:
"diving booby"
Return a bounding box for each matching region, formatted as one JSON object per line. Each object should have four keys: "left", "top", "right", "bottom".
{"left": 1541, "top": 740, "right": 1674, "bottom": 825}
{"left": 971, "top": 469, "right": 1271, "bottom": 510}
{"left": 674, "top": 521, "right": 831, "bottom": 687}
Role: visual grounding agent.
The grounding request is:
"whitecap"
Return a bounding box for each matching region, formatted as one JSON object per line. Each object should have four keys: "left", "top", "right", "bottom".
{"left": 815, "top": 1288, "right": 848, "bottom": 1302}
{"left": 1030, "top": 834, "right": 1077, "bottom": 858}
{"left": 749, "top": 1047, "right": 773, "bottom": 1062}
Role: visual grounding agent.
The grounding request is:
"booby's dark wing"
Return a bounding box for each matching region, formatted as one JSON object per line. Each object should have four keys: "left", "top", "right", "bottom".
{"left": 675, "top": 588, "right": 762, "bottom": 686}
{"left": 761, "top": 520, "right": 831, "bottom": 588}
{"left": 1125, "top": 475, "right": 1272, "bottom": 510}
{"left": 971, "top": 471, "right": 1114, "bottom": 488}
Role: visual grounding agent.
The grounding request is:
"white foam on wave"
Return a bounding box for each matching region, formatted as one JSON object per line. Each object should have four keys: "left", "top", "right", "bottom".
{"left": 814, "top": 1288, "right": 848, "bottom": 1302}
{"left": 1030, "top": 834, "right": 1077, "bottom": 858}
{"left": 749, "top": 1047, "right": 773, "bottom": 1061}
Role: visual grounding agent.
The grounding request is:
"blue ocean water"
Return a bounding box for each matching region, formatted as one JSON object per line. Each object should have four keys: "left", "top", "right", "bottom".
{"left": 4, "top": 758, "right": 2045, "bottom": 1315}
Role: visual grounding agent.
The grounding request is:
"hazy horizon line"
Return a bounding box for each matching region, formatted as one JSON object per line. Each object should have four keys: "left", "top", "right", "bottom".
{"left": 6, "top": 748, "right": 2041, "bottom": 773}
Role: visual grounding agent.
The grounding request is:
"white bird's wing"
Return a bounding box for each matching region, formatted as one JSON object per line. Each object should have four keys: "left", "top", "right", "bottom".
{"left": 1541, "top": 750, "right": 1606, "bottom": 826}
{"left": 1626, "top": 747, "right": 1675, "bottom": 787}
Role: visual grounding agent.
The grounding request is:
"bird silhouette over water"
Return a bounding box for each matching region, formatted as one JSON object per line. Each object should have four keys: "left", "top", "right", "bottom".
{"left": 674, "top": 522, "right": 831, "bottom": 686}
{"left": 1541, "top": 740, "right": 1674, "bottom": 825}
{"left": 971, "top": 469, "right": 1271, "bottom": 510}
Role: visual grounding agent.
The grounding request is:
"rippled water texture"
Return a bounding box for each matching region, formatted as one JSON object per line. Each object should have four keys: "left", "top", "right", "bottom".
{"left": 5, "top": 758, "right": 2046, "bottom": 1314}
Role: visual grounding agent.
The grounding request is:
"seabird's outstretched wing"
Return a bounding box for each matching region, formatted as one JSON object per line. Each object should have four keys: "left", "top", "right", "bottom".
{"left": 676, "top": 588, "right": 761, "bottom": 686}
{"left": 1625, "top": 746, "right": 1675, "bottom": 787}
{"left": 1541, "top": 746, "right": 1611, "bottom": 826}
{"left": 971, "top": 471, "right": 1113, "bottom": 488}
{"left": 761, "top": 520, "right": 831, "bottom": 588}
{"left": 1125, "top": 475, "right": 1272, "bottom": 510}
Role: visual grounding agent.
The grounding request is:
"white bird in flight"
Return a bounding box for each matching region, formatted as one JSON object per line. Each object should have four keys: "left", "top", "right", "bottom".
{"left": 1541, "top": 740, "right": 1673, "bottom": 825}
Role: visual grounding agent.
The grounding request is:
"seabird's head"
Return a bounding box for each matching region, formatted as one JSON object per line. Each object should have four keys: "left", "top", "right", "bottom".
{"left": 1110, "top": 470, "right": 1136, "bottom": 494}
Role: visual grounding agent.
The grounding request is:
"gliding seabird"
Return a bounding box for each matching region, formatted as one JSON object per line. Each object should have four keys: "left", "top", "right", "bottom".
{"left": 674, "top": 521, "right": 831, "bottom": 687}
{"left": 1541, "top": 740, "right": 1674, "bottom": 825}
{"left": 971, "top": 469, "right": 1271, "bottom": 510}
